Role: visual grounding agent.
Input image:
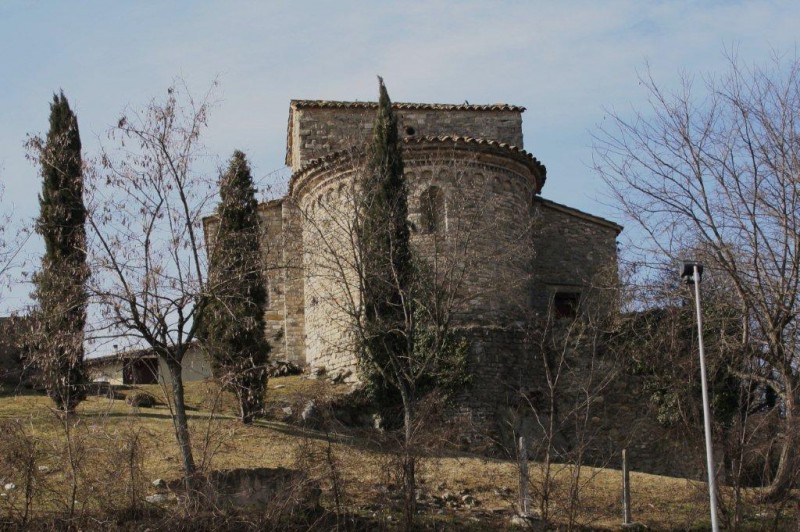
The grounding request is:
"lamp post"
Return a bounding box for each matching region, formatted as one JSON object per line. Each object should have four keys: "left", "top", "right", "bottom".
{"left": 681, "top": 261, "right": 719, "bottom": 532}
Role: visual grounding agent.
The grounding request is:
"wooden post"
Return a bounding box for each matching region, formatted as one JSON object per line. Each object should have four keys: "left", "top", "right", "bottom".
{"left": 518, "top": 436, "right": 530, "bottom": 517}
{"left": 622, "top": 448, "right": 632, "bottom": 525}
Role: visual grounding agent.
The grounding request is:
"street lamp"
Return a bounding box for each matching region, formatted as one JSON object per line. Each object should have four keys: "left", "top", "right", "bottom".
{"left": 681, "top": 261, "right": 719, "bottom": 532}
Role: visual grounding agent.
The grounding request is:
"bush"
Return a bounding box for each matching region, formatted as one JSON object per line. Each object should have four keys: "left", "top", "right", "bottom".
{"left": 126, "top": 392, "right": 156, "bottom": 408}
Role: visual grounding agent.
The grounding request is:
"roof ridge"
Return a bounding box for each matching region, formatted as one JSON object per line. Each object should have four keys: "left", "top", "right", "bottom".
{"left": 534, "top": 197, "right": 623, "bottom": 233}
{"left": 290, "top": 100, "right": 526, "bottom": 112}
{"left": 293, "top": 136, "right": 543, "bottom": 174}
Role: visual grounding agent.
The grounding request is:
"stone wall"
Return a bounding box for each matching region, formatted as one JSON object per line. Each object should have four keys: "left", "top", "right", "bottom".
{"left": 457, "top": 322, "right": 705, "bottom": 478}
{"left": 280, "top": 200, "right": 306, "bottom": 364}
{"left": 404, "top": 148, "right": 537, "bottom": 327}
{"left": 587, "top": 370, "right": 709, "bottom": 478}
{"left": 259, "top": 201, "right": 288, "bottom": 361}
{"left": 529, "top": 198, "right": 621, "bottom": 315}
{"left": 299, "top": 168, "right": 361, "bottom": 375}
{"left": 287, "top": 102, "right": 524, "bottom": 171}
{"left": 293, "top": 139, "right": 543, "bottom": 374}
{"left": 453, "top": 325, "right": 545, "bottom": 420}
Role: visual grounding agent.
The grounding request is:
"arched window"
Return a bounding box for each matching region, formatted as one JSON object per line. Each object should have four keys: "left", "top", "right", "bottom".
{"left": 420, "top": 186, "right": 445, "bottom": 233}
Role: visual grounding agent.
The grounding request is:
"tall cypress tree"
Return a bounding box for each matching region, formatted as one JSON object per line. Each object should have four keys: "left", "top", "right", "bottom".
{"left": 33, "top": 92, "right": 88, "bottom": 412}
{"left": 357, "top": 77, "right": 414, "bottom": 412}
{"left": 204, "top": 150, "right": 270, "bottom": 424}
{"left": 356, "top": 77, "right": 419, "bottom": 528}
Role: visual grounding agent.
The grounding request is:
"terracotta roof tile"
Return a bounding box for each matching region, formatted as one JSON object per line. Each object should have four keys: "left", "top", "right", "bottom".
{"left": 289, "top": 135, "right": 546, "bottom": 195}
{"left": 290, "top": 100, "right": 525, "bottom": 112}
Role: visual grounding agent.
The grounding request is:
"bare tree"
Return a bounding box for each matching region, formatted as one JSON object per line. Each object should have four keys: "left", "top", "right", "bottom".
{"left": 610, "top": 269, "right": 780, "bottom": 529}
{"left": 594, "top": 51, "right": 800, "bottom": 500}
{"left": 0, "top": 184, "right": 29, "bottom": 308}
{"left": 87, "top": 81, "right": 217, "bottom": 489}
{"left": 514, "top": 266, "right": 620, "bottom": 528}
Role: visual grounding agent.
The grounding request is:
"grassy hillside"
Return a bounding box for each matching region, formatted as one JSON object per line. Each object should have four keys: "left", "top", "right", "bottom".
{"left": 0, "top": 377, "right": 795, "bottom": 530}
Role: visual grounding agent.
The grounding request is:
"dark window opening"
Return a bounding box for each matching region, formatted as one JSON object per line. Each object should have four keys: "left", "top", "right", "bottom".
{"left": 123, "top": 356, "right": 159, "bottom": 384}
{"left": 405, "top": 126, "right": 416, "bottom": 136}
{"left": 420, "top": 186, "right": 445, "bottom": 233}
{"left": 553, "top": 292, "right": 580, "bottom": 319}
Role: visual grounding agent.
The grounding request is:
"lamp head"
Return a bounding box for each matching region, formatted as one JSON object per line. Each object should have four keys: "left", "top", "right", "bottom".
{"left": 681, "top": 261, "right": 703, "bottom": 285}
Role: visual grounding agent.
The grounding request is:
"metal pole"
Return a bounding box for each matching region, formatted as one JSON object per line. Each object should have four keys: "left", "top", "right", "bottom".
{"left": 692, "top": 264, "right": 719, "bottom": 532}
{"left": 518, "top": 436, "right": 530, "bottom": 517}
{"left": 622, "top": 449, "right": 632, "bottom": 525}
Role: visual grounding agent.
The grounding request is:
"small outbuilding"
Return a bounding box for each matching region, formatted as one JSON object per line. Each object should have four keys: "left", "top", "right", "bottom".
{"left": 87, "top": 343, "right": 212, "bottom": 385}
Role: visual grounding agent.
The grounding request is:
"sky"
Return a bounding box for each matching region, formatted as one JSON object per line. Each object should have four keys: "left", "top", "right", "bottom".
{"left": 1, "top": 0, "right": 799, "bottom": 314}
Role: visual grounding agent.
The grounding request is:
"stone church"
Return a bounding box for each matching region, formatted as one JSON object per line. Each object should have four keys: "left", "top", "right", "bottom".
{"left": 206, "top": 99, "right": 622, "bottom": 414}
{"left": 202, "top": 98, "right": 702, "bottom": 475}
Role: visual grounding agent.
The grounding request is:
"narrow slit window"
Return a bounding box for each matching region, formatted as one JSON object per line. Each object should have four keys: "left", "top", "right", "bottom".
{"left": 420, "top": 186, "right": 445, "bottom": 233}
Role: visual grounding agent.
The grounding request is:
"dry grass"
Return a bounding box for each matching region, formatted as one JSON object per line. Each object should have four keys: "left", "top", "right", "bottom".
{"left": 0, "top": 379, "right": 796, "bottom": 530}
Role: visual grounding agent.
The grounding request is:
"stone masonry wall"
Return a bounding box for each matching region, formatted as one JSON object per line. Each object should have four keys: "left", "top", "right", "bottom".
{"left": 458, "top": 323, "right": 704, "bottom": 478}
{"left": 586, "top": 369, "right": 709, "bottom": 478}
{"left": 259, "top": 201, "right": 288, "bottom": 361}
{"left": 281, "top": 200, "right": 306, "bottom": 364}
{"left": 454, "top": 326, "right": 545, "bottom": 420}
{"left": 288, "top": 105, "right": 523, "bottom": 170}
{"left": 529, "top": 198, "right": 620, "bottom": 315}
{"left": 295, "top": 142, "right": 539, "bottom": 374}
{"left": 545, "top": 325, "right": 712, "bottom": 478}
{"left": 404, "top": 149, "right": 536, "bottom": 327}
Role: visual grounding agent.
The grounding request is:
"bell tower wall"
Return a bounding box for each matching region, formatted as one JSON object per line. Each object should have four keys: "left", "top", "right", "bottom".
{"left": 287, "top": 102, "right": 525, "bottom": 171}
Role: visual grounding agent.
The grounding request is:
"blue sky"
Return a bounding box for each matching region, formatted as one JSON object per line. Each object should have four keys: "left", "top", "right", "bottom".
{"left": 1, "top": 0, "right": 799, "bottom": 312}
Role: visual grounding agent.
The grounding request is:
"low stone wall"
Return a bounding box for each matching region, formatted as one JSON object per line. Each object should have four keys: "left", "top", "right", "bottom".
{"left": 586, "top": 372, "right": 708, "bottom": 478}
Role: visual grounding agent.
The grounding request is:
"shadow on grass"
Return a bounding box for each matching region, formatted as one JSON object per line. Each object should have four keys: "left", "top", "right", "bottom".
{"left": 78, "top": 404, "right": 244, "bottom": 421}
{"left": 250, "top": 417, "right": 492, "bottom": 464}
{"left": 0, "top": 384, "right": 48, "bottom": 399}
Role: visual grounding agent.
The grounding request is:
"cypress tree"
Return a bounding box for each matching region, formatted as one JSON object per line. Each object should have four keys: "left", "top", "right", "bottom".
{"left": 33, "top": 92, "right": 89, "bottom": 412}
{"left": 204, "top": 150, "right": 270, "bottom": 424}
{"left": 357, "top": 77, "right": 414, "bottom": 413}
{"left": 355, "top": 78, "right": 420, "bottom": 528}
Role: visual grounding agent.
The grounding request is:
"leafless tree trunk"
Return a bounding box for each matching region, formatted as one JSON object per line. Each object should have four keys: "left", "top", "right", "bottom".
{"left": 164, "top": 354, "right": 197, "bottom": 479}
